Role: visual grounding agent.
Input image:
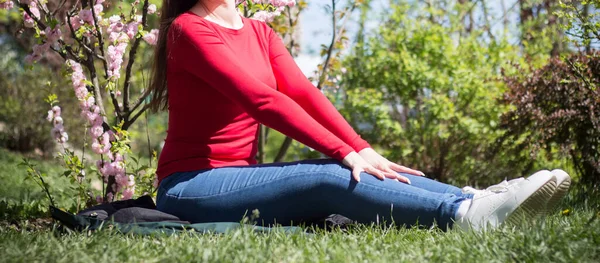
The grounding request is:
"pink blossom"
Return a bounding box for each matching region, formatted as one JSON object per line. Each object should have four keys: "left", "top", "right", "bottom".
{"left": 45, "top": 26, "right": 62, "bottom": 44}
{"left": 29, "top": 2, "right": 40, "bottom": 19}
{"left": 52, "top": 105, "right": 61, "bottom": 117}
{"left": 68, "top": 59, "right": 83, "bottom": 72}
{"left": 124, "top": 22, "right": 139, "bottom": 39}
{"left": 252, "top": 10, "right": 280, "bottom": 23}
{"left": 79, "top": 95, "right": 95, "bottom": 108}
{"left": 46, "top": 110, "right": 54, "bottom": 121}
{"left": 79, "top": 9, "right": 94, "bottom": 24}
{"left": 93, "top": 4, "right": 103, "bottom": 15}
{"left": 75, "top": 86, "right": 89, "bottom": 100}
{"left": 106, "top": 193, "right": 114, "bottom": 202}
{"left": 32, "top": 42, "right": 50, "bottom": 55}
{"left": 121, "top": 188, "right": 134, "bottom": 200}
{"left": 147, "top": 4, "right": 156, "bottom": 14}
{"left": 89, "top": 124, "right": 104, "bottom": 138}
{"left": 95, "top": 0, "right": 105, "bottom": 4}
{"left": 69, "top": 15, "right": 83, "bottom": 31}
{"left": 0, "top": 1, "right": 14, "bottom": 10}
{"left": 107, "top": 15, "right": 124, "bottom": 34}
{"left": 53, "top": 116, "right": 64, "bottom": 126}
{"left": 82, "top": 110, "right": 99, "bottom": 123}
{"left": 142, "top": 29, "right": 158, "bottom": 45}
{"left": 23, "top": 13, "right": 35, "bottom": 28}
{"left": 127, "top": 175, "right": 136, "bottom": 187}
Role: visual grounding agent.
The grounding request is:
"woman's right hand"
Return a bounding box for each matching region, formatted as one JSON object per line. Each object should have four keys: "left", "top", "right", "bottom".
{"left": 342, "top": 151, "right": 387, "bottom": 182}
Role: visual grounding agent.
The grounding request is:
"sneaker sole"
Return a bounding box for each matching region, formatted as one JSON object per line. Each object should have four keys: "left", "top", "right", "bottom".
{"left": 544, "top": 178, "right": 571, "bottom": 215}
{"left": 506, "top": 174, "right": 556, "bottom": 225}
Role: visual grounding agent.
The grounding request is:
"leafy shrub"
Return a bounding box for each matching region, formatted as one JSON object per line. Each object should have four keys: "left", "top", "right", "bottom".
{"left": 500, "top": 51, "right": 600, "bottom": 187}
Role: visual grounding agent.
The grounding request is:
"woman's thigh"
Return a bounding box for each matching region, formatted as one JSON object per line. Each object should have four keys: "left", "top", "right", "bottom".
{"left": 157, "top": 159, "right": 466, "bottom": 228}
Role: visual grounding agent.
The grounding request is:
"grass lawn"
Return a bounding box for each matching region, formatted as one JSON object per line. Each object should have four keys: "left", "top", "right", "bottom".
{"left": 1, "top": 149, "right": 599, "bottom": 262}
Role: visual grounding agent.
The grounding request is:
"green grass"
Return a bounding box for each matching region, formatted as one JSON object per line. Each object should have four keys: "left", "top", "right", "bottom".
{"left": 1, "top": 148, "right": 599, "bottom": 262}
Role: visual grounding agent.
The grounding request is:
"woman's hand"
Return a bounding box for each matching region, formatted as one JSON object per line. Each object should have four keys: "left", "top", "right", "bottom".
{"left": 358, "top": 148, "right": 424, "bottom": 184}
{"left": 342, "top": 151, "right": 387, "bottom": 183}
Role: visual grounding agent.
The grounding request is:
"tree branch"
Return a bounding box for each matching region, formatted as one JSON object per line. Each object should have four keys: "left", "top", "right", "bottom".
{"left": 89, "top": 0, "right": 109, "bottom": 77}
{"left": 122, "top": 102, "right": 151, "bottom": 130}
{"left": 123, "top": 0, "right": 150, "bottom": 121}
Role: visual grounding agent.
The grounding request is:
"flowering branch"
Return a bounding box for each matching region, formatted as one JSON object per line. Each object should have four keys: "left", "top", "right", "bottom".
{"left": 123, "top": 0, "right": 150, "bottom": 120}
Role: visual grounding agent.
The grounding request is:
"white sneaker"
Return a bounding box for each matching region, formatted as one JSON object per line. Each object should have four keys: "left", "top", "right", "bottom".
{"left": 543, "top": 169, "right": 571, "bottom": 214}
{"left": 461, "top": 177, "right": 525, "bottom": 195}
{"left": 455, "top": 170, "right": 556, "bottom": 231}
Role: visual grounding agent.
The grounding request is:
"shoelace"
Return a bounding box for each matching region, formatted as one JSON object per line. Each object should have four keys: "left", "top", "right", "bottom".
{"left": 461, "top": 177, "right": 525, "bottom": 194}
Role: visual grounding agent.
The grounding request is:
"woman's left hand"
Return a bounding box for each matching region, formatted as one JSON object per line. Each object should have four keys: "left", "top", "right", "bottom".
{"left": 358, "top": 148, "right": 425, "bottom": 184}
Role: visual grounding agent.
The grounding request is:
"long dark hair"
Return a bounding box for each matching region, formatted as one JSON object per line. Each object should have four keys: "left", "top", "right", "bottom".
{"left": 148, "top": 0, "right": 197, "bottom": 112}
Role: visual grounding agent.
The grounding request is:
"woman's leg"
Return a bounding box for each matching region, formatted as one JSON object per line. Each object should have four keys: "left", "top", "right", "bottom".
{"left": 156, "top": 159, "right": 468, "bottom": 229}
{"left": 398, "top": 173, "right": 470, "bottom": 197}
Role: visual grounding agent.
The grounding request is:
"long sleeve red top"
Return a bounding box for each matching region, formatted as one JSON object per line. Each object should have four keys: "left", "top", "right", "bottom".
{"left": 157, "top": 11, "right": 371, "bottom": 182}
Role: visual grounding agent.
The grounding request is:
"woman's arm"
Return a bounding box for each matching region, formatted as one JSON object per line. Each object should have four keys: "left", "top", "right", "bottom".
{"left": 267, "top": 28, "right": 371, "bottom": 153}
{"left": 171, "top": 19, "right": 356, "bottom": 161}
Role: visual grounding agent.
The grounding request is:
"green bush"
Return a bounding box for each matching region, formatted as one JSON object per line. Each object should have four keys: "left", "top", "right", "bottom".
{"left": 338, "top": 2, "right": 559, "bottom": 186}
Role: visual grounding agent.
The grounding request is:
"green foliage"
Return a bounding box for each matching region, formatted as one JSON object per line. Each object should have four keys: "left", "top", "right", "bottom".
{"left": 0, "top": 148, "right": 78, "bottom": 220}
{"left": 340, "top": 2, "right": 538, "bottom": 185}
{"left": 0, "top": 41, "right": 86, "bottom": 154}
{"left": 500, "top": 52, "right": 600, "bottom": 188}
{"left": 556, "top": 0, "right": 600, "bottom": 48}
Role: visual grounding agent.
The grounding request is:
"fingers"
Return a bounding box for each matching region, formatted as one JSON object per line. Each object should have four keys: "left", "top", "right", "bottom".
{"left": 352, "top": 168, "right": 362, "bottom": 182}
{"left": 390, "top": 162, "right": 425, "bottom": 176}
{"left": 395, "top": 174, "right": 412, "bottom": 184}
{"left": 364, "top": 166, "right": 386, "bottom": 181}
{"left": 382, "top": 167, "right": 411, "bottom": 184}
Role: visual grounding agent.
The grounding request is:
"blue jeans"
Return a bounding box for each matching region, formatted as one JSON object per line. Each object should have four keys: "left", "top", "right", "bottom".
{"left": 156, "top": 159, "right": 471, "bottom": 229}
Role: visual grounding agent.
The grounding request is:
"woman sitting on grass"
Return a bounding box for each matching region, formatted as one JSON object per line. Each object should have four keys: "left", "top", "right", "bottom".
{"left": 148, "top": 0, "right": 571, "bottom": 231}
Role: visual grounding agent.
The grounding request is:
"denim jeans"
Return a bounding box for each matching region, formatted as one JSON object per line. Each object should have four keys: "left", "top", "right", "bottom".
{"left": 156, "top": 159, "right": 471, "bottom": 229}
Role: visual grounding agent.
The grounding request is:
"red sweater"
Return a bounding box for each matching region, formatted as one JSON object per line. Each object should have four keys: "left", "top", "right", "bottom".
{"left": 156, "top": 11, "right": 371, "bottom": 182}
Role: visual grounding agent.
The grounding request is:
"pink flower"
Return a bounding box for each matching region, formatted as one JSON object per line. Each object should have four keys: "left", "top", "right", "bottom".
{"left": 52, "top": 105, "right": 62, "bottom": 117}
{"left": 79, "top": 9, "right": 94, "bottom": 24}
{"left": 79, "top": 95, "right": 95, "bottom": 108}
{"left": 121, "top": 188, "right": 134, "bottom": 200}
{"left": 75, "top": 86, "right": 88, "bottom": 100}
{"left": 142, "top": 29, "right": 158, "bottom": 45}
{"left": 95, "top": 0, "right": 105, "bottom": 4}
{"left": 45, "top": 26, "right": 62, "bottom": 44}
{"left": 29, "top": 2, "right": 40, "bottom": 19}
{"left": 53, "top": 116, "right": 64, "bottom": 126}
{"left": 93, "top": 4, "right": 103, "bottom": 15}
{"left": 107, "top": 15, "right": 124, "bottom": 34}
{"left": 69, "top": 15, "right": 83, "bottom": 31}
{"left": 32, "top": 42, "right": 50, "bottom": 55}
{"left": 106, "top": 193, "right": 114, "bottom": 202}
{"left": 46, "top": 110, "right": 54, "bottom": 121}
{"left": 89, "top": 124, "right": 104, "bottom": 138}
{"left": 23, "top": 12, "right": 35, "bottom": 28}
{"left": 0, "top": 1, "right": 14, "bottom": 10}
{"left": 67, "top": 60, "right": 83, "bottom": 72}
{"left": 252, "top": 10, "right": 279, "bottom": 23}
{"left": 95, "top": 195, "right": 103, "bottom": 204}
{"left": 147, "top": 4, "right": 156, "bottom": 14}
{"left": 82, "top": 110, "right": 99, "bottom": 123}
{"left": 127, "top": 175, "right": 136, "bottom": 187}
{"left": 124, "top": 22, "right": 139, "bottom": 39}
